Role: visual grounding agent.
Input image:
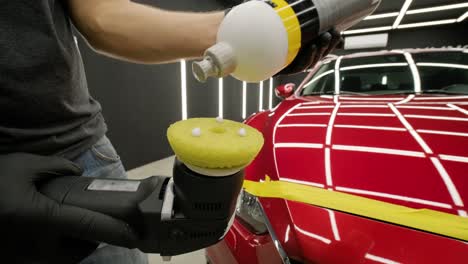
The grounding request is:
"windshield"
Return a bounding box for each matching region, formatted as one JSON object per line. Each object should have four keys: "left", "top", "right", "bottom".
{"left": 300, "top": 51, "right": 468, "bottom": 96}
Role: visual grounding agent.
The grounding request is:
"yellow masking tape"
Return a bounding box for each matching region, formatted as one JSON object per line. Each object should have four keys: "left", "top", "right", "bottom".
{"left": 272, "top": 0, "right": 302, "bottom": 65}
{"left": 243, "top": 176, "right": 468, "bottom": 242}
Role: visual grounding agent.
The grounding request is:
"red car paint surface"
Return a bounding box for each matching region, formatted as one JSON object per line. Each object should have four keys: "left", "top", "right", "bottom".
{"left": 207, "top": 50, "right": 468, "bottom": 264}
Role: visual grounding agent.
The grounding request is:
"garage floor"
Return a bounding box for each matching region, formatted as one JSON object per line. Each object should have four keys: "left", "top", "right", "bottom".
{"left": 127, "top": 156, "right": 206, "bottom": 264}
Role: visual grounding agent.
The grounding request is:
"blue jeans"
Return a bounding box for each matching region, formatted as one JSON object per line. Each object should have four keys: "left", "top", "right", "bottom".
{"left": 72, "top": 136, "right": 148, "bottom": 264}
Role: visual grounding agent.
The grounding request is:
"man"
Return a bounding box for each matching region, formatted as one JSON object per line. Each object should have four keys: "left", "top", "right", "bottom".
{"left": 0, "top": 0, "right": 340, "bottom": 263}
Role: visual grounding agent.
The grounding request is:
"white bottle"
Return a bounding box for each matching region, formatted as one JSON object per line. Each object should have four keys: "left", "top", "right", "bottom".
{"left": 192, "top": 0, "right": 381, "bottom": 83}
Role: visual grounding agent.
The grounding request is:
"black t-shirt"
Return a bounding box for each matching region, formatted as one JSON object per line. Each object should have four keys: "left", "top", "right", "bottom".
{"left": 0, "top": 0, "right": 106, "bottom": 159}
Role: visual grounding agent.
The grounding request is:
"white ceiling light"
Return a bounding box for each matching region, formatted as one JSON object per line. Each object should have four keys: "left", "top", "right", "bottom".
{"left": 218, "top": 78, "right": 223, "bottom": 118}
{"left": 343, "top": 26, "right": 392, "bottom": 35}
{"left": 382, "top": 75, "right": 388, "bottom": 85}
{"left": 364, "top": 12, "right": 399, "bottom": 20}
{"left": 341, "top": 63, "right": 408, "bottom": 71}
{"left": 458, "top": 11, "right": 468, "bottom": 22}
{"left": 344, "top": 16, "right": 465, "bottom": 35}
{"left": 304, "top": 70, "right": 334, "bottom": 87}
{"left": 334, "top": 56, "right": 343, "bottom": 95}
{"left": 406, "top": 3, "right": 468, "bottom": 15}
{"left": 403, "top": 52, "right": 421, "bottom": 93}
{"left": 259, "top": 81, "right": 264, "bottom": 112}
{"left": 398, "top": 19, "right": 457, "bottom": 29}
{"left": 393, "top": 0, "right": 413, "bottom": 29}
{"left": 269, "top": 78, "right": 274, "bottom": 110}
{"left": 242, "top": 81, "right": 247, "bottom": 119}
{"left": 344, "top": 33, "right": 388, "bottom": 50}
{"left": 417, "top": 62, "right": 468, "bottom": 70}
{"left": 180, "top": 60, "right": 187, "bottom": 120}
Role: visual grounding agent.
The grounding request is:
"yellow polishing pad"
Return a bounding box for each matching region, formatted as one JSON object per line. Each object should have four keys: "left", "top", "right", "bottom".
{"left": 167, "top": 118, "right": 264, "bottom": 169}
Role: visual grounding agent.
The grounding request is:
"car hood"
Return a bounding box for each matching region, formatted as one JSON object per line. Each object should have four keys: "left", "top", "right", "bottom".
{"left": 245, "top": 94, "right": 468, "bottom": 263}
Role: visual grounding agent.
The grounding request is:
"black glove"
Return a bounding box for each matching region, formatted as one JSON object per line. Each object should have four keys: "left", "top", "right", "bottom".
{"left": 0, "top": 153, "right": 138, "bottom": 263}
{"left": 276, "top": 28, "right": 343, "bottom": 76}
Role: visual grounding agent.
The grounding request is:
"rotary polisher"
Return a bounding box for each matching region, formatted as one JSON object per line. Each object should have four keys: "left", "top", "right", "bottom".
{"left": 39, "top": 118, "right": 264, "bottom": 259}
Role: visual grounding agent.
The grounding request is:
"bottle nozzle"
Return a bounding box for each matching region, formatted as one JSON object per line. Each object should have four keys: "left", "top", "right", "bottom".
{"left": 192, "top": 57, "right": 218, "bottom": 83}
{"left": 192, "top": 42, "right": 237, "bottom": 83}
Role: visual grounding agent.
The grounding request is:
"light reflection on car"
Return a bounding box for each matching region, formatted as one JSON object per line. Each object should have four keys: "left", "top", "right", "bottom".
{"left": 207, "top": 49, "right": 468, "bottom": 264}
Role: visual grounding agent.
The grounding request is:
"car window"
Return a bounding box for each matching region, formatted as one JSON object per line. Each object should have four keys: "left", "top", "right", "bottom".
{"left": 339, "top": 61, "right": 413, "bottom": 94}
{"left": 413, "top": 52, "right": 468, "bottom": 93}
{"left": 300, "top": 51, "right": 468, "bottom": 96}
{"left": 301, "top": 62, "right": 335, "bottom": 95}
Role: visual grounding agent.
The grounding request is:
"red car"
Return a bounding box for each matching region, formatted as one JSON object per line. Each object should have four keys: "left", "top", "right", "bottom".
{"left": 207, "top": 49, "right": 468, "bottom": 264}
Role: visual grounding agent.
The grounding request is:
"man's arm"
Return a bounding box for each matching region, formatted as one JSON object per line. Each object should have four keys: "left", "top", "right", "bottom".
{"left": 68, "top": 0, "right": 224, "bottom": 63}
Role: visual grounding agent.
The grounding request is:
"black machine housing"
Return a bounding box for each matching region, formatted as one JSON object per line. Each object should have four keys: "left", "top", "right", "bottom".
{"left": 40, "top": 159, "right": 244, "bottom": 256}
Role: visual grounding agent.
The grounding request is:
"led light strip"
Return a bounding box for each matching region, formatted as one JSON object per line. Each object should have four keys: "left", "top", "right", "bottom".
{"left": 365, "top": 254, "right": 401, "bottom": 264}
{"left": 334, "top": 56, "right": 343, "bottom": 95}
{"left": 398, "top": 19, "right": 457, "bottom": 29}
{"left": 269, "top": 78, "right": 274, "bottom": 110}
{"left": 396, "top": 105, "right": 453, "bottom": 110}
{"left": 363, "top": 3, "right": 468, "bottom": 22}
{"left": 417, "top": 62, "right": 468, "bottom": 70}
{"left": 332, "top": 144, "right": 425, "bottom": 158}
{"left": 294, "top": 225, "right": 332, "bottom": 244}
{"left": 345, "top": 12, "right": 468, "bottom": 36}
{"left": 459, "top": 210, "right": 468, "bottom": 217}
{"left": 272, "top": 103, "right": 303, "bottom": 181}
{"left": 327, "top": 210, "right": 341, "bottom": 241}
{"left": 403, "top": 52, "right": 421, "bottom": 93}
{"left": 326, "top": 103, "right": 341, "bottom": 145}
{"left": 218, "top": 78, "right": 223, "bottom": 118}
{"left": 280, "top": 177, "right": 325, "bottom": 188}
{"left": 340, "top": 105, "right": 388, "bottom": 108}
{"left": 304, "top": 70, "right": 334, "bottom": 87}
{"left": 340, "top": 63, "right": 407, "bottom": 71}
{"left": 334, "top": 124, "right": 406, "bottom": 132}
{"left": 395, "top": 94, "right": 415, "bottom": 105}
{"left": 337, "top": 113, "right": 395, "bottom": 117}
{"left": 439, "top": 154, "right": 468, "bottom": 164}
{"left": 405, "top": 115, "right": 468, "bottom": 122}
{"left": 393, "top": 0, "right": 413, "bottom": 29}
{"left": 339, "top": 97, "right": 404, "bottom": 100}
{"left": 297, "top": 105, "right": 335, "bottom": 109}
{"left": 278, "top": 124, "right": 327, "bottom": 128}
{"left": 242, "top": 81, "right": 247, "bottom": 119}
{"left": 389, "top": 104, "right": 432, "bottom": 153}
{"left": 259, "top": 81, "right": 264, "bottom": 112}
{"left": 275, "top": 142, "right": 324, "bottom": 149}
{"left": 414, "top": 96, "right": 468, "bottom": 100}
{"left": 418, "top": 129, "right": 468, "bottom": 137}
{"left": 364, "top": 12, "right": 399, "bottom": 20}
{"left": 180, "top": 60, "right": 187, "bottom": 120}
{"left": 288, "top": 112, "right": 331, "bottom": 116}
{"left": 406, "top": 3, "right": 468, "bottom": 15}
{"left": 448, "top": 104, "right": 468, "bottom": 115}
{"left": 343, "top": 26, "right": 392, "bottom": 35}
{"left": 302, "top": 101, "right": 321, "bottom": 105}
{"left": 458, "top": 11, "right": 468, "bottom": 22}
{"left": 325, "top": 147, "right": 333, "bottom": 186}
{"left": 430, "top": 157, "right": 464, "bottom": 207}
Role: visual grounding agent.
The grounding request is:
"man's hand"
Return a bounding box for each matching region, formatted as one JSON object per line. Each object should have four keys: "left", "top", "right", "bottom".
{"left": 0, "top": 153, "right": 138, "bottom": 262}
{"left": 276, "top": 29, "right": 343, "bottom": 76}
